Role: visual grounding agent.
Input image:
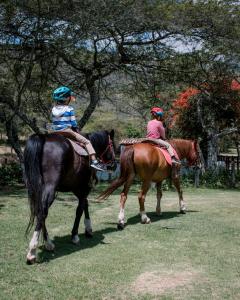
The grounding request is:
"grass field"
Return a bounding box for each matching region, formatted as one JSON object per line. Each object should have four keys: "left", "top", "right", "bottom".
{"left": 0, "top": 185, "right": 240, "bottom": 299}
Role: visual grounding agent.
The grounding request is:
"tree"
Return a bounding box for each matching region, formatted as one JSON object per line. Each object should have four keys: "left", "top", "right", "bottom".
{"left": 0, "top": 0, "right": 240, "bottom": 163}
{"left": 170, "top": 78, "right": 240, "bottom": 168}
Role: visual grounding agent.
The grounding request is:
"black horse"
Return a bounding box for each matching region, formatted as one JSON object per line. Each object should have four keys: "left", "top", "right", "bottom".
{"left": 24, "top": 129, "right": 116, "bottom": 264}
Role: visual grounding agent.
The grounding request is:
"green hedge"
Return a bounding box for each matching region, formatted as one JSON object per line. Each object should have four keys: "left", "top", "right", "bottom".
{"left": 0, "top": 162, "right": 23, "bottom": 186}
{"left": 162, "top": 168, "right": 240, "bottom": 189}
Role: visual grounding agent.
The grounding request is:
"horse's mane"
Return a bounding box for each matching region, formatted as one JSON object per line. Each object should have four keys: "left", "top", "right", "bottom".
{"left": 169, "top": 138, "right": 196, "bottom": 160}
{"left": 169, "top": 138, "right": 195, "bottom": 148}
{"left": 88, "top": 130, "right": 109, "bottom": 148}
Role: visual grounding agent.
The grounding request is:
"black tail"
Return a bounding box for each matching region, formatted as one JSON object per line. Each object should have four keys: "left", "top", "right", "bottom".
{"left": 98, "top": 146, "right": 135, "bottom": 200}
{"left": 24, "top": 134, "right": 45, "bottom": 235}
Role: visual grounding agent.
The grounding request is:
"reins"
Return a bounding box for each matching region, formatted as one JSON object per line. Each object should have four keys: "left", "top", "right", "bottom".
{"left": 99, "top": 136, "right": 115, "bottom": 164}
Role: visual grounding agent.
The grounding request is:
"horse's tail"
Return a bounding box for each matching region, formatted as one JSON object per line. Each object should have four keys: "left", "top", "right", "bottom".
{"left": 98, "top": 145, "right": 135, "bottom": 200}
{"left": 24, "top": 134, "right": 45, "bottom": 235}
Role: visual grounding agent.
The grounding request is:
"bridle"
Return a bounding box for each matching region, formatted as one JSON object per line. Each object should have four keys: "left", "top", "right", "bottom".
{"left": 194, "top": 142, "right": 205, "bottom": 173}
{"left": 99, "top": 136, "right": 115, "bottom": 165}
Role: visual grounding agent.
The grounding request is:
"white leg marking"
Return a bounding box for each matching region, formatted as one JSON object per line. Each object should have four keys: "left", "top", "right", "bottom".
{"left": 27, "top": 231, "right": 40, "bottom": 262}
{"left": 118, "top": 208, "right": 125, "bottom": 225}
{"left": 140, "top": 211, "right": 151, "bottom": 224}
{"left": 180, "top": 200, "right": 187, "bottom": 211}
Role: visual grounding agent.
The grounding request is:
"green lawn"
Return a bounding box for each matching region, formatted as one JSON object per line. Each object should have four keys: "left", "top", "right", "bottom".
{"left": 0, "top": 185, "right": 240, "bottom": 299}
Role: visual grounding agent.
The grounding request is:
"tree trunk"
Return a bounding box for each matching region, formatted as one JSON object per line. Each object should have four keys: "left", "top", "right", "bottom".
{"left": 194, "top": 168, "right": 200, "bottom": 187}
{"left": 206, "top": 129, "right": 218, "bottom": 169}
{"left": 230, "top": 159, "right": 236, "bottom": 187}
{"left": 235, "top": 140, "right": 240, "bottom": 172}
{"left": 5, "top": 119, "right": 23, "bottom": 163}
{"left": 78, "top": 77, "right": 100, "bottom": 130}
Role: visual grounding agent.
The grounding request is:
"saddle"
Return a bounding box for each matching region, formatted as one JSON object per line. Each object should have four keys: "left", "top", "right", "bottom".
{"left": 50, "top": 130, "right": 89, "bottom": 156}
{"left": 67, "top": 139, "right": 88, "bottom": 156}
{"left": 120, "top": 138, "right": 178, "bottom": 166}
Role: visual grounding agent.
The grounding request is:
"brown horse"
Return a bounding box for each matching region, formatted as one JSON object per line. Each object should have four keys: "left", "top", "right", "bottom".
{"left": 99, "top": 139, "right": 203, "bottom": 229}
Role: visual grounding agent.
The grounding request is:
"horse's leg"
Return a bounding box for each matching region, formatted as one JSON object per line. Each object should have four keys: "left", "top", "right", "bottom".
{"left": 156, "top": 181, "right": 163, "bottom": 216}
{"left": 42, "top": 223, "right": 55, "bottom": 251}
{"left": 84, "top": 199, "right": 93, "bottom": 238}
{"left": 26, "top": 218, "right": 41, "bottom": 264}
{"left": 71, "top": 198, "right": 86, "bottom": 244}
{"left": 26, "top": 184, "right": 56, "bottom": 263}
{"left": 139, "top": 181, "right": 151, "bottom": 224}
{"left": 118, "top": 173, "right": 135, "bottom": 230}
{"left": 41, "top": 184, "right": 56, "bottom": 251}
{"left": 172, "top": 177, "right": 186, "bottom": 214}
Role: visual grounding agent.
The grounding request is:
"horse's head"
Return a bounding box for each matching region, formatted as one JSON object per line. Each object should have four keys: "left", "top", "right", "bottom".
{"left": 89, "top": 129, "right": 117, "bottom": 171}
{"left": 187, "top": 140, "right": 205, "bottom": 172}
{"left": 170, "top": 139, "right": 205, "bottom": 172}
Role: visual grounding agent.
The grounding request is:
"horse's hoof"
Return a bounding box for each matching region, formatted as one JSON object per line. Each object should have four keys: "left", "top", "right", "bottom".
{"left": 85, "top": 230, "right": 93, "bottom": 238}
{"left": 117, "top": 223, "right": 124, "bottom": 230}
{"left": 180, "top": 210, "right": 186, "bottom": 214}
{"left": 45, "top": 242, "right": 55, "bottom": 251}
{"left": 141, "top": 218, "right": 151, "bottom": 224}
{"left": 26, "top": 255, "right": 36, "bottom": 265}
{"left": 156, "top": 210, "right": 162, "bottom": 216}
{"left": 71, "top": 235, "right": 80, "bottom": 244}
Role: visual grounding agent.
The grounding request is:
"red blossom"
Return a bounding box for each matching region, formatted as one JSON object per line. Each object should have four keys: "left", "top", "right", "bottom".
{"left": 231, "top": 80, "right": 240, "bottom": 91}
{"left": 172, "top": 88, "right": 199, "bottom": 109}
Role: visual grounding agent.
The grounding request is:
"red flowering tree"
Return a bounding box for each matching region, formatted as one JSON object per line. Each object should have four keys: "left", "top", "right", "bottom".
{"left": 169, "top": 80, "right": 240, "bottom": 168}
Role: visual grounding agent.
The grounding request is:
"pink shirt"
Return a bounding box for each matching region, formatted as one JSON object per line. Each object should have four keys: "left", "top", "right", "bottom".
{"left": 146, "top": 119, "right": 166, "bottom": 139}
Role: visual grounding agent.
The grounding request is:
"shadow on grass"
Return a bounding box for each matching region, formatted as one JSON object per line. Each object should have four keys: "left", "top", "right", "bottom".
{"left": 126, "top": 210, "right": 199, "bottom": 226}
{"left": 37, "top": 210, "right": 199, "bottom": 263}
{"left": 0, "top": 186, "right": 27, "bottom": 198}
{"left": 37, "top": 226, "right": 117, "bottom": 263}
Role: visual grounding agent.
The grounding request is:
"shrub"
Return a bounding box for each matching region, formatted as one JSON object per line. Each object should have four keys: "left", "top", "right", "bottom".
{"left": 0, "top": 162, "right": 23, "bottom": 186}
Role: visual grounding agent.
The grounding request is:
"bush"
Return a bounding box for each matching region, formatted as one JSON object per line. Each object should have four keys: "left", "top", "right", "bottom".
{"left": 162, "top": 167, "right": 240, "bottom": 190}
{"left": 0, "top": 162, "right": 23, "bottom": 186}
{"left": 180, "top": 168, "right": 239, "bottom": 189}
{"left": 200, "top": 168, "right": 239, "bottom": 188}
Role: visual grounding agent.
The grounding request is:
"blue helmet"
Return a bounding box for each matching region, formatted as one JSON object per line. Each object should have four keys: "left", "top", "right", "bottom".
{"left": 52, "top": 86, "right": 74, "bottom": 101}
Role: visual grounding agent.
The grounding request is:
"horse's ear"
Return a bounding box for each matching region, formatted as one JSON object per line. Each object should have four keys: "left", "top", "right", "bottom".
{"left": 109, "top": 129, "right": 115, "bottom": 140}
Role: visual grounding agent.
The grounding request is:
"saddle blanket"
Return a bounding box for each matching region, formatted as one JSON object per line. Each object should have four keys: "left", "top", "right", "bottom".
{"left": 67, "top": 139, "right": 88, "bottom": 156}
{"left": 120, "top": 138, "right": 179, "bottom": 166}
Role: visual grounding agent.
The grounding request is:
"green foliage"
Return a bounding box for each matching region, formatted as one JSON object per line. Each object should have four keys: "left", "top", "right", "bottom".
{"left": 124, "top": 123, "right": 143, "bottom": 138}
{"left": 185, "top": 168, "right": 239, "bottom": 189}
{"left": 201, "top": 168, "right": 240, "bottom": 189}
{"left": 162, "top": 168, "right": 240, "bottom": 190}
{"left": 0, "top": 162, "right": 23, "bottom": 186}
